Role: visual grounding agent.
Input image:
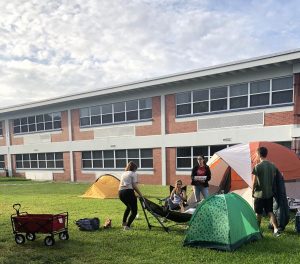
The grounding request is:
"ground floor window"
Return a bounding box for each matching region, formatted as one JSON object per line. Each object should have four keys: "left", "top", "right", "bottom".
{"left": 176, "top": 145, "right": 230, "bottom": 169}
{"left": 0, "top": 155, "right": 4, "bottom": 169}
{"left": 82, "top": 148, "right": 153, "bottom": 169}
{"left": 15, "top": 152, "right": 64, "bottom": 169}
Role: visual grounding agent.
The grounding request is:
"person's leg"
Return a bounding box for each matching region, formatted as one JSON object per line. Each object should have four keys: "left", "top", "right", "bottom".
{"left": 254, "top": 198, "right": 263, "bottom": 227}
{"left": 119, "top": 190, "right": 131, "bottom": 225}
{"left": 193, "top": 185, "right": 201, "bottom": 202}
{"left": 126, "top": 191, "right": 138, "bottom": 227}
{"left": 265, "top": 197, "right": 280, "bottom": 235}
{"left": 200, "top": 186, "right": 209, "bottom": 199}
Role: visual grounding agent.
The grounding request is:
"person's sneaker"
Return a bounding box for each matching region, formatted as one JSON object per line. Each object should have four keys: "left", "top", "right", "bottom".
{"left": 123, "top": 226, "right": 131, "bottom": 231}
{"left": 122, "top": 222, "right": 127, "bottom": 227}
{"left": 273, "top": 231, "right": 281, "bottom": 237}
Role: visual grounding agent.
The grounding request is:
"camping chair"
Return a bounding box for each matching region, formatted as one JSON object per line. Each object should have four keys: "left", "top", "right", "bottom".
{"left": 157, "top": 185, "right": 189, "bottom": 208}
{"left": 288, "top": 197, "right": 300, "bottom": 222}
{"left": 139, "top": 197, "right": 192, "bottom": 232}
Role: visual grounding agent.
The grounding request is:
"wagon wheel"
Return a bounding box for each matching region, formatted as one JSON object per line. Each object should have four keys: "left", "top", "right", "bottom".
{"left": 59, "top": 231, "right": 69, "bottom": 240}
{"left": 15, "top": 234, "right": 25, "bottom": 244}
{"left": 44, "top": 236, "right": 55, "bottom": 246}
{"left": 26, "top": 233, "right": 36, "bottom": 241}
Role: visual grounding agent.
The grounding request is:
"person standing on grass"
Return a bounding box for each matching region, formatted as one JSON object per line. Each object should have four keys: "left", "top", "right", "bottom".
{"left": 252, "top": 146, "right": 280, "bottom": 237}
{"left": 118, "top": 161, "right": 143, "bottom": 231}
{"left": 191, "top": 155, "right": 211, "bottom": 203}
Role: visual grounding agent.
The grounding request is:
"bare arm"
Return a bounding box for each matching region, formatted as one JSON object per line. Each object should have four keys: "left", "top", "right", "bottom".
{"left": 132, "top": 182, "right": 143, "bottom": 197}
{"left": 181, "top": 190, "right": 187, "bottom": 201}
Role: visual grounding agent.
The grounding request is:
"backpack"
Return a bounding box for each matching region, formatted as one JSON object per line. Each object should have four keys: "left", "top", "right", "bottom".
{"left": 75, "top": 218, "right": 100, "bottom": 231}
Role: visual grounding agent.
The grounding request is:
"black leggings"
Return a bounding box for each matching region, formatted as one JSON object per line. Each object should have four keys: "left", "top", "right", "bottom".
{"left": 119, "top": 189, "right": 137, "bottom": 227}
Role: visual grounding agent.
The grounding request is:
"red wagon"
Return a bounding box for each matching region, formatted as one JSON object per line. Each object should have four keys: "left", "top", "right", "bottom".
{"left": 11, "top": 204, "right": 69, "bottom": 246}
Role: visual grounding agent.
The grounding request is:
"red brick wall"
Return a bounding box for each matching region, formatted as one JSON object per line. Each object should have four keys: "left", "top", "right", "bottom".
{"left": 135, "top": 96, "right": 161, "bottom": 136}
{"left": 0, "top": 121, "right": 6, "bottom": 146}
{"left": 264, "top": 111, "right": 294, "bottom": 126}
{"left": 165, "top": 94, "right": 197, "bottom": 134}
{"left": 73, "top": 151, "right": 96, "bottom": 182}
{"left": 294, "top": 73, "right": 300, "bottom": 124}
{"left": 71, "top": 109, "right": 94, "bottom": 141}
{"left": 138, "top": 148, "right": 162, "bottom": 184}
{"left": 53, "top": 152, "right": 71, "bottom": 181}
{"left": 166, "top": 147, "right": 190, "bottom": 186}
{"left": 51, "top": 111, "right": 69, "bottom": 142}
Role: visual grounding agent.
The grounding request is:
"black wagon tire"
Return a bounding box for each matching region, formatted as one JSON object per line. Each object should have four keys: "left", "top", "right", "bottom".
{"left": 44, "top": 236, "right": 55, "bottom": 246}
{"left": 15, "top": 234, "right": 25, "bottom": 244}
{"left": 59, "top": 231, "right": 69, "bottom": 240}
{"left": 26, "top": 233, "right": 36, "bottom": 241}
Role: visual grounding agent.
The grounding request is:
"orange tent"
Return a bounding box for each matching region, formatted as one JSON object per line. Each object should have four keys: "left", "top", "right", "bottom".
{"left": 81, "top": 174, "right": 120, "bottom": 199}
{"left": 207, "top": 141, "right": 300, "bottom": 204}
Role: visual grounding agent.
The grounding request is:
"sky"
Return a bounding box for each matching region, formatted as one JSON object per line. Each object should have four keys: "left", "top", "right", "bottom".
{"left": 0, "top": 0, "right": 300, "bottom": 108}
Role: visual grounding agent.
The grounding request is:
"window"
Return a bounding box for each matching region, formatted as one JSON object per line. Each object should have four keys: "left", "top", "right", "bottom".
{"left": 15, "top": 152, "right": 64, "bottom": 169}
{"left": 0, "top": 122, "right": 3, "bottom": 136}
{"left": 176, "top": 76, "right": 293, "bottom": 117}
{"left": 82, "top": 149, "right": 153, "bottom": 169}
{"left": 13, "top": 112, "right": 61, "bottom": 135}
{"left": 176, "top": 145, "right": 228, "bottom": 169}
{"left": 79, "top": 98, "right": 152, "bottom": 128}
{"left": 0, "top": 155, "right": 4, "bottom": 169}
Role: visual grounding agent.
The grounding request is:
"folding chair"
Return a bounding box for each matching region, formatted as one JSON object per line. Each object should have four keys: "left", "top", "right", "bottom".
{"left": 139, "top": 197, "right": 192, "bottom": 232}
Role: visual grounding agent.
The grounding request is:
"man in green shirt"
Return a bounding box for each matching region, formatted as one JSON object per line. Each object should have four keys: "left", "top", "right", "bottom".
{"left": 252, "top": 146, "right": 280, "bottom": 237}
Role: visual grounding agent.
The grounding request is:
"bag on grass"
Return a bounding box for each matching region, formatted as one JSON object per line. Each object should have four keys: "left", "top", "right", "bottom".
{"left": 75, "top": 217, "right": 100, "bottom": 231}
{"left": 103, "top": 218, "right": 112, "bottom": 229}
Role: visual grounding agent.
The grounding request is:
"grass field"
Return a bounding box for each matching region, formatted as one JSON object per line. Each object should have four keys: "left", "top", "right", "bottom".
{"left": 0, "top": 178, "right": 299, "bottom": 264}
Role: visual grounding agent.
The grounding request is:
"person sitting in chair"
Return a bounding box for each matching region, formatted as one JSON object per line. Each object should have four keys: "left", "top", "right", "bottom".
{"left": 166, "top": 179, "right": 187, "bottom": 211}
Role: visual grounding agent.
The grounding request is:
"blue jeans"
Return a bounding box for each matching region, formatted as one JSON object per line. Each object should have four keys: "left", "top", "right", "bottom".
{"left": 193, "top": 185, "right": 209, "bottom": 202}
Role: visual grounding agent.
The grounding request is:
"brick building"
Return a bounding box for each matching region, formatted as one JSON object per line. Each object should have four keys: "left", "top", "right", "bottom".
{"left": 1, "top": 49, "right": 300, "bottom": 185}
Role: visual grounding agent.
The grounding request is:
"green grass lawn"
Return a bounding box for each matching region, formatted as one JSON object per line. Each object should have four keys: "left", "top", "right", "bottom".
{"left": 0, "top": 178, "right": 299, "bottom": 264}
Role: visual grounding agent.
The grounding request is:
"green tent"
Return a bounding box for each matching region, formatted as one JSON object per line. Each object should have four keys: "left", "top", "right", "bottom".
{"left": 183, "top": 193, "right": 262, "bottom": 251}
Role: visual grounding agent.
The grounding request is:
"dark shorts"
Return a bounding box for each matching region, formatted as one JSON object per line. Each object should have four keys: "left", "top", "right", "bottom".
{"left": 254, "top": 197, "right": 273, "bottom": 215}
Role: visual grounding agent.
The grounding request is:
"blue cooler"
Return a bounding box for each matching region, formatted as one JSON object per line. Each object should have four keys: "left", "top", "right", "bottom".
{"left": 296, "top": 212, "right": 300, "bottom": 233}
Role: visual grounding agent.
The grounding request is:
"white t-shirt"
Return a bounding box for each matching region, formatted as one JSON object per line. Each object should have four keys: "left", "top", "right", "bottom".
{"left": 119, "top": 171, "right": 138, "bottom": 190}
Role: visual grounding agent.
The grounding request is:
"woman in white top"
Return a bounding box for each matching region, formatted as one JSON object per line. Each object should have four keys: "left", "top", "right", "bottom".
{"left": 118, "top": 161, "right": 143, "bottom": 230}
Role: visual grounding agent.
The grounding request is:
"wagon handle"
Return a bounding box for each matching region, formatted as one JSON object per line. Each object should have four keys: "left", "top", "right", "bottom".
{"left": 13, "top": 203, "right": 21, "bottom": 215}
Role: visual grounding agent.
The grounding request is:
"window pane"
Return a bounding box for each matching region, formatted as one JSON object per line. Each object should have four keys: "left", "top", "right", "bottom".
{"left": 21, "top": 117, "right": 27, "bottom": 125}
{"left": 80, "top": 108, "right": 89, "bottom": 117}
{"left": 47, "top": 161, "right": 55, "bottom": 168}
{"left": 210, "top": 145, "right": 227, "bottom": 155}
{"left": 46, "top": 153, "right": 54, "bottom": 160}
{"left": 21, "top": 125, "right": 29, "bottom": 133}
{"left": 91, "top": 106, "right": 101, "bottom": 116}
{"left": 23, "top": 154, "right": 30, "bottom": 160}
{"left": 16, "top": 154, "right": 22, "bottom": 161}
{"left": 103, "top": 150, "right": 114, "bottom": 159}
{"left": 30, "top": 154, "right": 38, "bottom": 160}
{"left": 80, "top": 117, "right": 90, "bottom": 126}
{"left": 53, "top": 112, "right": 61, "bottom": 121}
{"left": 14, "top": 126, "right": 20, "bottom": 134}
{"left": 211, "top": 99, "right": 227, "bottom": 111}
{"left": 129, "top": 159, "right": 139, "bottom": 167}
{"left": 230, "top": 96, "right": 248, "bottom": 109}
{"left": 193, "top": 146, "right": 208, "bottom": 156}
{"left": 29, "top": 124, "right": 36, "bottom": 132}
{"left": 141, "top": 149, "right": 152, "bottom": 158}
{"left": 250, "top": 94, "right": 269, "bottom": 107}
{"left": 272, "top": 76, "right": 293, "bottom": 91}
{"left": 104, "top": 159, "right": 114, "bottom": 168}
{"left": 102, "top": 104, "right": 112, "bottom": 114}
{"left": 211, "top": 87, "right": 227, "bottom": 99}
{"left": 39, "top": 161, "right": 46, "bottom": 168}
{"left": 272, "top": 90, "right": 293, "bottom": 104}
{"left": 176, "top": 92, "right": 191, "bottom": 104}
{"left": 44, "top": 114, "right": 52, "bottom": 122}
{"left": 45, "top": 122, "right": 53, "bottom": 130}
{"left": 102, "top": 114, "right": 112, "bottom": 124}
{"left": 92, "top": 151, "right": 102, "bottom": 159}
{"left": 128, "top": 149, "right": 139, "bottom": 158}
{"left": 177, "top": 104, "right": 191, "bottom": 116}
{"left": 82, "top": 151, "right": 91, "bottom": 159}
{"left": 139, "top": 98, "right": 152, "bottom": 109}
{"left": 193, "top": 101, "right": 208, "bottom": 113}
{"left": 114, "top": 112, "right": 125, "bottom": 122}
{"left": 127, "top": 111, "right": 138, "bottom": 121}
{"left": 31, "top": 161, "right": 38, "bottom": 168}
{"left": 230, "top": 83, "right": 248, "bottom": 96}
{"left": 38, "top": 153, "right": 46, "bottom": 160}
{"left": 177, "top": 158, "right": 191, "bottom": 168}
{"left": 113, "top": 102, "right": 125, "bottom": 112}
{"left": 140, "top": 109, "right": 152, "bottom": 119}
{"left": 56, "top": 160, "right": 64, "bottom": 168}
{"left": 36, "top": 115, "right": 44, "bottom": 123}
{"left": 55, "top": 153, "right": 63, "bottom": 160}
{"left": 115, "top": 150, "right": 126, "bottom": 158}
{"left": 141, "top": 159, "right": 153, "bottom": 168}
{"left": 54, "top": 121, "right": 61, "bottom": 129}
{"left": 91, "top": 116, "right": 101, "bottom": 125}
{"left": 23, "top": 161, "right": 30, "bottom": 168}
{"left": 250, "top": 80, "right": 270, "bottom": 94}
{"left": 37, "top": 123, "right": 45, "bottom": 131}
{"left": 116, "top": 159, "right": 127, "bottom": 168}
{"left": 14, "top": 119, "right": 21, "bottom": 126}
{"left": 16, "top": 161, "right": 23, "bottom": 168}
{"left": 177, "top": 147, "right": 191, "bottom": 157}
{"left": 193, "top": 90, "right": 208, "bottom": 101}
{"left": 126, "top": 100, "right": 138, "bottom": 111}
{"left": 82, "top": 160, "right": 92, "bottom": 168}
{"left": 28, "top": 116, "right": 35, "bottom": 124}
{"left": 93, "top": 160, "right": 103, "bottom": 168}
